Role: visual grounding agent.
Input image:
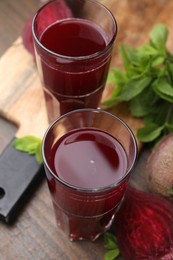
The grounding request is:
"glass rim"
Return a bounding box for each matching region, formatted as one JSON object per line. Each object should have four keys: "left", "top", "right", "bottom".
{"left": 42, "top": 108, "right": 138, "bottom": 193}
{"left": 32, "top": 0, "right": 117, "bottom": 61}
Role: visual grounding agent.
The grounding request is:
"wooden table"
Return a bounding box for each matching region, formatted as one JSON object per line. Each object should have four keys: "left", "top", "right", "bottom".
{"left": 0, "top": 0, "right": 173, "bottom": 259}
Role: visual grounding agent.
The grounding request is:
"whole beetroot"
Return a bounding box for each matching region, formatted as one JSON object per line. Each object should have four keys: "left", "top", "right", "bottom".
{"left": 22, "top": 0, "right": 72, "bottom": 58}
{"left": 146, "top": 133, "right": 173, "bottom": 198}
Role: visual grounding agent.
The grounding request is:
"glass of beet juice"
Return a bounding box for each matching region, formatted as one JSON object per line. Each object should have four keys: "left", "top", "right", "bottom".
{"left": 32, "top": 0, "right": 117, "bottom": 122}
{"left": 42, "top": 109, "right": 137, "bottom": 241}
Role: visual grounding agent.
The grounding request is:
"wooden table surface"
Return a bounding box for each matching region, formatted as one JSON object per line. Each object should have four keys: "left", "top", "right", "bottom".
{"left": 0, "top": 0, "right": 173, "bottom": 259}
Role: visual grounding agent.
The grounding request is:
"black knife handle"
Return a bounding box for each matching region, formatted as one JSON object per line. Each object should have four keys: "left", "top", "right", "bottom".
{"left": 0, "top": 137, "right": 44, "bottom": 223}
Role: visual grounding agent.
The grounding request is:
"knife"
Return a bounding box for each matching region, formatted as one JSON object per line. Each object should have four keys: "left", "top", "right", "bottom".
{"left": 0, "top": 137, "right": 44, "bottom": 223}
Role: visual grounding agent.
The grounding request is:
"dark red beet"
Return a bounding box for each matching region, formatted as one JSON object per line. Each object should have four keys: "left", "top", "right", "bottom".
{"left": 22, "top": 15, "right": 35, "bottom": 57}
{"left": 22, "top": 0, "right": 72, "bottom": 58}
{"left": 111, "top": 186, "right": 173, "bottom": 259}
{"left": 35, "top": 0, "right": 73, "bottom": 37}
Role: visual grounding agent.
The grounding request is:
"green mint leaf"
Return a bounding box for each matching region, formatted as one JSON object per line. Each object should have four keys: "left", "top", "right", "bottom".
{"left": 12, "top": 135, "right": 43, "bottom": 164}
{"left": 102, "top": 98, "right": 119, "bottom": 107}
{"left": 165, "top": 105, "right": 173, "bottom": 124}
{"left": 12, "top": 136, "right": 40, "bottom": 153}
{"left": 152, "top": 78, "right": 173, "bottom": 102}
{"left": 124, "top": 47, "right": 139, "bottom": 67}
{"left": 143, "top": 114, "right": 156, "bottom": 125}
{"left": 151, "top": 55, "right": 165, "bottom": 66}
{"left": 35, "top": 141, "right": 43, "bottom": 164}
{"left": 118, "top": 76, "right": 152, "bottom": 101}
{"left": 155, "top": 102, "right": 173, "bottom": 126}
{"left": 104, "top": 232, "right": 118, "bottom": 250}
{"left": 104, "top": 249, "right": 120, "bottom": 260}
{"left": 156, "top": 78, "right": 173, "bottom": 96}
{"left": 142, "top": 101, "right": 170, "bottom": 127}
{"left": 119, "top": 44, "right": 132, "bottom": 72}
{"left": 137, "top": 124, "right": 164, "bottom": 143}
{"left": 149, "top": 24, "right": 168, "bottom": 51}
{"left": 166, "top": 61, "right": 173, "bottom": 84}
{"left": 107, "top": 68, "right": 127, "bottom": 87}
{"left": 107, "top": 69, "right": 117, "bottom": 85}
{"left": 165, "top": 123, "right": 173, "bottom": 133}
{"left": 130, "top": 96, "right": 151, "bottom": 117}
{"left": 112, "top": 85, "right": 123, "bottom": 98}
{"left": 138, "top": 44, "right": 159, "bottom": 57}
{"left": 130, "top": 88, "right": 158, "bottom": 117}
{"left": 102, "top": 78, "right": 124, "bottom": 107}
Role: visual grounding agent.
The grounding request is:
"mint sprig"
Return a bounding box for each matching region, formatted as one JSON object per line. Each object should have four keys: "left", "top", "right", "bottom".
{"left": 12, "top": 136, "right": 43, "bottom": 164}
{"left": 103, "top": 24, "right": 173, "bottom": 144}
{"left": 103, "top": 232, "right": 120, "bottom": 260}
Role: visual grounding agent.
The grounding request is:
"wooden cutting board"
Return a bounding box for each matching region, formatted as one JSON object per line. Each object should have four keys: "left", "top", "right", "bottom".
{"left": 0, "top": 37, "right": 48, "bottom": 139}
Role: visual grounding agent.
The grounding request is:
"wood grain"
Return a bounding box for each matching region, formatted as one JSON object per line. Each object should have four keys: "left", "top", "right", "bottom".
{"left": 0, "top": 1, "right": 173, "bottom": 259}
{"left": 0, "top": 37, "right": 48, "bottom": 138}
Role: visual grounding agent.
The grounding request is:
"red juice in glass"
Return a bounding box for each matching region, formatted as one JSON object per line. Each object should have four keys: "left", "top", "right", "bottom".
{"left": 40, "top": 19, "right": 109, "bottom": 117}
{"left": 48, "top": 128, "right": 128, "bottom": 240}
{"left": 42, "top": 109, "right": 137, "bottom": 241}
{"left": 32, "top": 0, "right": 117, "bottom": 122}
{"left": 50, "top": 129, "right": 128, "bottom": 189}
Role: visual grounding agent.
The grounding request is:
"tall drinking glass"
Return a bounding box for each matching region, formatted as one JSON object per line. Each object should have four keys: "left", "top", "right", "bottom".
{"left": 32, "top": 0, "right": 117, "bottom": 122}
{"left": 42, "top": 109, "right": 137, "bottom": 241}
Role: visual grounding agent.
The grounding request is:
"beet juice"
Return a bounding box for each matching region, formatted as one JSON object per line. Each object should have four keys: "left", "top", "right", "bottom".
{"left": 50, "top": 129, "right": 128, "bottom": 189}
{"left": 40, "top": 19, "right": 106, "bottom": 57}
{"left": 45, "top": 128, "right": 128, "bottom": 241}
{"left": 35, "top": 18, "right": 114, "bottom": 121}
{"left": 42, "top": 109, "right": 137, "bottom": 241}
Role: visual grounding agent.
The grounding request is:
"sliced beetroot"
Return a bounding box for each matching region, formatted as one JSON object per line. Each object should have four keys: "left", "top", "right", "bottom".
{"left": 111, "top": 185, "right": 173, "bottom": 259}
